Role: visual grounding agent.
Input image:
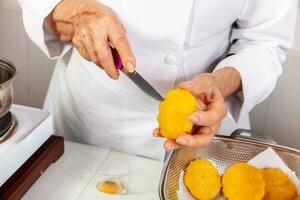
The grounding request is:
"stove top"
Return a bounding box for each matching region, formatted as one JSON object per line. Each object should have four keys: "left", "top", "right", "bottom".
{"left": 0, "top": 112, "right": 13, "bottom": 137}
{"left": 0, "top": 105, "right": 53, "bottom": 186}
{"left": 0, "top": 112, "right": 17, "bottom": 143}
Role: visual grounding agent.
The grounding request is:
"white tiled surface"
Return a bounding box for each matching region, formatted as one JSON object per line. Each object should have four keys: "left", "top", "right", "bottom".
{"left": 78, "top": 174, "right": 161, "bottom": 200}
{"left": 78, "top": 151, "right": 163, "bottom": 200}
{"left": 22, "top": 141, "right": 164, "bottom": 200}
{"left": 22, "top": 141, "right": 111, "bottom": 200}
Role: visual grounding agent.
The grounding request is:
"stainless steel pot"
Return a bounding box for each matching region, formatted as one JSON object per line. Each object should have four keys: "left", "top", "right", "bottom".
{"left": 0, "top": 58, "right": 16, "bottom": 118}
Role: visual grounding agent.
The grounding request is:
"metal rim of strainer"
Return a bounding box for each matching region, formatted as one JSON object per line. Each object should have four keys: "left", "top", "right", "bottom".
{"left": 159, "top": 135, "right": 300, "bottom": 200}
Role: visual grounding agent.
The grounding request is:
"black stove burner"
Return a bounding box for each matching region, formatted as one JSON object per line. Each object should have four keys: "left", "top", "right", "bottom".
{"left": 0, "top": 112, "right": 12, "bottom": 137}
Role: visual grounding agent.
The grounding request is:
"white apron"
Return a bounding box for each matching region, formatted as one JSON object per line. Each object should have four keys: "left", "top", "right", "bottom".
{"left": 20, "top": 0, "right": 296, "bottom": 160}
{"left": 42, "top": 0, "right": 251, "bottom": 160}
{"left": 44, "top": 0, "right": 194, "bottom": 160}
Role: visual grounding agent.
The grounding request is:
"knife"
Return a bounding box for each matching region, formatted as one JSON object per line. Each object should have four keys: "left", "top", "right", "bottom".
{"left": 110, "top": 47, "right": 164, "bottom": 101}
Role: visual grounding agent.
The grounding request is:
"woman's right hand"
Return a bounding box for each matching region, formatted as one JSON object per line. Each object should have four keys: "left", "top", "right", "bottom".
{"left": 46, "top": 0, "right": 136, "bottom": 79}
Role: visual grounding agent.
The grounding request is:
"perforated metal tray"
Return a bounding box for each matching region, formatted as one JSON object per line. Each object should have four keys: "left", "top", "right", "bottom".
{"left": 159, "top": 135, "right": 300, "bottom": 200}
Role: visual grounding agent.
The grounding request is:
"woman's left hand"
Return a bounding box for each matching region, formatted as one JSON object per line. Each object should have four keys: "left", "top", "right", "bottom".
{"left": 154, "top": 72, "right": 228, "bottom": 150}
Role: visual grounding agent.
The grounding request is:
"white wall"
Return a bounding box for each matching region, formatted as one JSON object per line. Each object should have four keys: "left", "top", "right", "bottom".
{"left": 0, "top": 0, "right": 55, "bottom": 108}
{"left": 249, "top": 3, "right": 300, "bottom": 149}
{"left": 0, "top": 0, "right": 299, "bottom": 149}
{"left": 293, "top": 4, "right": 300, "bottom": 52}
{"left": 250, "top": 55, "right": 300, "bottom": 149}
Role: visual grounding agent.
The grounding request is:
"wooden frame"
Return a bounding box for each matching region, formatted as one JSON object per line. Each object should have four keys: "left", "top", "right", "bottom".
{"left": 0, "top": 136, "right": 64, "bottom": 200}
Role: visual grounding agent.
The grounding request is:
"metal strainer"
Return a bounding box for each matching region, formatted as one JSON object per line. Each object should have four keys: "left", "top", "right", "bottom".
{"left": 159, "top": 134, "right": 300, "bottom": 200}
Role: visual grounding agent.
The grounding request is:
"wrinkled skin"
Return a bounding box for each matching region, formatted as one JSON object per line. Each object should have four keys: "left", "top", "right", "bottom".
{"left": 154, "top": 67, "right": 241, "bottom": 150}
{"left": 45, "top": 0, "right": 136, "bottom": 79}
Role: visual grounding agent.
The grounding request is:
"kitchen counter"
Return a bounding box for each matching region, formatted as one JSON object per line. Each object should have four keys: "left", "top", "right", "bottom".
{"left": 22, "top": 140, "right": 164, "bottom": 200}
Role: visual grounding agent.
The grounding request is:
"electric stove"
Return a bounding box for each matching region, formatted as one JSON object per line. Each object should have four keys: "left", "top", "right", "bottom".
{"left": 0, "top": 104, "right": 54, "bottom": 186}
{"left": 0, "top": 112, "right": 18, "bottom": 143}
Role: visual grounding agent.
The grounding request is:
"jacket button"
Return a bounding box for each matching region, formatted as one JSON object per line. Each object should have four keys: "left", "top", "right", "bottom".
{"left": 164, "top": 54, "right": 184, "bottom": 66}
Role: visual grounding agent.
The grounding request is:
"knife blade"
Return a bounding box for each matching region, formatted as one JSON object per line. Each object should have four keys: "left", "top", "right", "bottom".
{"left": 110, "top": 47, "right": 164, "bottom": 101}
{"left": 126, "top": 71, "right": 164, "bottom": 101}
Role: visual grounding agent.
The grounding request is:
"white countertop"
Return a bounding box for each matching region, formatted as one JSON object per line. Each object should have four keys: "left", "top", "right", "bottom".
{"left": 22, "top": 140, "right": 164, "bottom": 200}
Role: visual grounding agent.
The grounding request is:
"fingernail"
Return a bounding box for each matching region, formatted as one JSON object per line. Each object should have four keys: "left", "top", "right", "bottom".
{"left": 111, "top": 75, "right": 118, "bottom": 80}
{"left": 189, "top": 115, "right": 199, "bottom": 123}
{"left": 179, "top": 82, "right": 193, "bottom": 90}
{"left": 168, "top": 145, "right": 180, "bottom": 150}
{"left": 165, "top": 143, "right": 175, "bottom": 151}
{"left": 108, "top": 74, "right": 114, "bottom": 79}
{"left": 181, "top": 82, "right": 193, "bottom": 90}
{"left": 176, "top": 137, "right": 188, "bottom": 145}
{"left": 126, "top": 61, "right": 135, "bottom": 73}
{"left": 185, "top": 85, "right": 193, "bottom": 90}
{"left": 165, "top": 146, "right": 172, "bottom": 151}
{"left": 173, "top": 145, "right": 180, "bottom": 150}
{"left": 165, "top": 147, "right": 172, "bottom": 151}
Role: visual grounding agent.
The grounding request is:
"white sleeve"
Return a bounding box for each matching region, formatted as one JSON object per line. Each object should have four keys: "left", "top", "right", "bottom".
{"left": 19, "top": 0, "right": 73, "bottom": 59}
{"left": 214, "top": 0, "right": 297, "bottom": 123}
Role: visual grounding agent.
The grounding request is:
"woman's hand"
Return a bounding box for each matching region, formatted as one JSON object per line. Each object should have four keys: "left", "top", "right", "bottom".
{"left": 154, "top": 67, "right": 242, "bottom": 150}
{"left": 46, "top": 0, "right": 135, "bottom": 79}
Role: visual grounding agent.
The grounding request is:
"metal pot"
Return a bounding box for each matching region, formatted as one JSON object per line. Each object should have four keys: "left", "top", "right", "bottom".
{"left": 0, "top": 58, "right": 16, "bottom": 118}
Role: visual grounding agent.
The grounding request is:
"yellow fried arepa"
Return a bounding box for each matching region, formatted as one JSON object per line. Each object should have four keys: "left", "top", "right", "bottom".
{"left": 222, "top": 163, "right": 265, "bottom": 200}
{"left": 184, "top": 159, "right": 221, "bottom": 200}
{"left": 157, "top": 88, "right": 197, "bottom": 139}
{"left": 262, "top": 168, "right": 297, "bottom": 200}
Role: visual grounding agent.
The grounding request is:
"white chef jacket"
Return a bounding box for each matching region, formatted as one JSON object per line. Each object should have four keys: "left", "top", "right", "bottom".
{"left": 18, "top": 0, "right": 297, "bottom": 160}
